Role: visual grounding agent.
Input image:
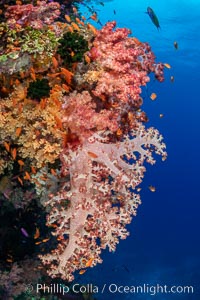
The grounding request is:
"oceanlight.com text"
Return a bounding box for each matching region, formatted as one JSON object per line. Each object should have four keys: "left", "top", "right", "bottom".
{"left": 107, "top": 283, "right": 194, "bottom": 295}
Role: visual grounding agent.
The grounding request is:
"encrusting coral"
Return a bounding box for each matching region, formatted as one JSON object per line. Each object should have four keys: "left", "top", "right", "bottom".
{"left": 0, "top": 0, "right": 167, "bottom": 285}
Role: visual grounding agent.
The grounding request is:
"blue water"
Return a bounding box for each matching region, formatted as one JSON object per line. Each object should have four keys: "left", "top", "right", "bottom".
{"left": 77, "top": 0, "right": 200, "bottom": 299}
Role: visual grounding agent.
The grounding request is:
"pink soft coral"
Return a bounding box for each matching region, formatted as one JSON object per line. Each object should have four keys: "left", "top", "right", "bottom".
{"left": 39, "top": 124, "right": 167, "bottom": 281}
{"left": 62, "top": 91, "right": 118, "bottom": 142}
{"left": 5, "top": 1, "right": 60, "bottom": 29}
{"left": 89, "top": 21, "right": 164, "bottom": 106}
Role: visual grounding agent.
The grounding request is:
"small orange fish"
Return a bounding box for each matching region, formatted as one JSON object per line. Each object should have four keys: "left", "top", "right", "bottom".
{"left": 34, "top": 130, "right": 41, "bottom": 138}
{"left": 15, "top": 79, "right": 21, "bottom": 85}
{"left": 70, "top": 51, "right": 75, "bottom": 57}
{"left": 84, "top": 54, "right": 91, "bottom": 64}
{"left": 11, "top": 47, "right": 21, "bottom": 51}
{"left": 116, "top": 128, "right": 123, "bottom": 136}
{"left": 31, "top": 166, "right": 37, "bottom": 174}
{"left": 17, "top": 177, "right": 23, "bottom": 186}
{"left": 62, "top": 84, "right": 70, "bottom": 93}
{"left": 42, "top": 238, "right": 50, "bottom": 243}
{"left": 88, "top": 151, "right": 98, "bottom": 158}
{"left": 64, "top": 15, "right": 71, "bottom": 23}
{"left": 162, "top": 156, "right": 167, "bottom": 161}
{"left": 50, "top": 168, "right": 57, "bottom": 176}
{"left": 6, "top": 259, "right": 13, "bottom": 263}
{"left": 35, "top": 241, "right": 42, "bottom": 245}
{"left": 30, "top": 69, "right": 36, "bottom": 81}
{"left": 34, "top": 227, "right": 40, "bottom": 239}
{"left": 40, "top": 98, "right": 47, "bottom": 110}
{"left": 99, "top": 94, "right": 106, "bottom": 102}
{"left": 85, "top": 258, "right": 93, "bottom": 267}
{"left": 49, "top": 223, "right": 58, "bottom": 228}
{"left": 164, "top": 63, "right": 171, "bottom": 69}
{"left": 55, "top": 116, "right": 63, "bottom": 130}
{"left": 62, "top": 133, "right": 68, "bottom": 147}
{"left": 39, "top": 176, "right": 47, "bottom": 181}
{"left": 32, "top": 179, "right": 41, "bottom": 186}
{"left": 128, "top": 112, "right": 134, "bottom": 122}
{"left": 52, "top": 84, "right": 63, "bottom": 92}
{"left": 149, "top": 185, "right": 156, "bottom": 192}
{"left": 71, "top": 22, "right": 80, "bottom": 31}
{"left": 11, "top": 148, "right": 17, "bottom": 160}
{"left": 24, "top": 171, "right": 31, "bottom": 180}
{"left": 79, "top": 269, "right": 87, "bottom": 275}
{"left": 75, "top": 17, "right": 84, "bottom": 26}
{"left": 19, "top": 71, "right": 25, "bottom": 79}
{"left": 15, "top": 127, "right": 22, "bottom": 137}
{"left": 48, "top": 72, "right": 61, "bottom": 78}
{"left": 15, "top": 24, "right": 22, "bottom": 31}
{"left": 132, "top": 37, "right": 141, "bottom": 45}
{"left": 60, "top": 68, "right": 73, "bottom": 84}
{"left": 87, "top": 23, "right": 97, "bottom": 35}
{"left": 52, "top": 56, "right": 58, "bottom": 69}
{"left": 1, "top": 87, "right": 8, "bottom": 93}
{"left": 52, "top": 97, "right": 62, "bottom": 108}
{"left": 90, "top": 13, "right": 97, "bottom": 21}
{"left": 18, "top": 103, "right": 23, "bottom": 114}
{"left": 4, "top": 142, "right": 10, "bottom": 152}
{"left": 68, "top": 26, "right": 74, "bottom": 33}
{"left": 17, "top": 160, "right": 24, "bottom": 166}
{"left": 150, "top": 93, "right": 157, "bottom": 101}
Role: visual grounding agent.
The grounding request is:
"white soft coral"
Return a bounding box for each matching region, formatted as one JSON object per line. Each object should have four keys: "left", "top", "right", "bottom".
{"left": 39, "top": 123, "right": 167, "bottom": 280}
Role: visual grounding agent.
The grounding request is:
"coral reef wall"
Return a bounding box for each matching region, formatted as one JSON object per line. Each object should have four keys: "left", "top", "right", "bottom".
{"left": 0, "top": 0, "right": 167, "bottom": 287}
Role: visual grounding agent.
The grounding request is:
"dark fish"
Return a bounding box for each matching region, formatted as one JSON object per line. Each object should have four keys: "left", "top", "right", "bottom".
{"left": 146, "top": 7, "right": 161, "bottom": 30}
{"left": 174, "top": 41, "right": 178, "bottom": 50}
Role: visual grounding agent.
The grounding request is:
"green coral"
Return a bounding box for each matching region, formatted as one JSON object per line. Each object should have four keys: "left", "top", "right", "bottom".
{"left": 57, "top": 31, "right": 89, "bottom": 66}
{"left": 0, "top": 23, "right": 58, "bottom": 63}
{"left": 27, "top": 79, "right": 51, "bottom": 101}
{"left": 0, "top": 22, "right": 19, "bottom": 58}
{"left": 20, "top": 27, "right": 59, "bottom": 57}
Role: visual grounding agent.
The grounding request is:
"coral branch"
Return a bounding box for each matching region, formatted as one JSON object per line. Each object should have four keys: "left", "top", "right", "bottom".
{"left": 39, "top": 124, "right": 167, "bottom": 281}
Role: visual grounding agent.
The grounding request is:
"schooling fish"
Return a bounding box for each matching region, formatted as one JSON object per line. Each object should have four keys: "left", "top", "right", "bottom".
{"left": 146, "top": 7, "right": 161, "bottom": 30}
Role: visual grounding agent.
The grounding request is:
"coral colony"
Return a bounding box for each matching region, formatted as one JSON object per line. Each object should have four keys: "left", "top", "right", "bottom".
{"left": 0, "top": 0, "right": 167, "bottom": 286}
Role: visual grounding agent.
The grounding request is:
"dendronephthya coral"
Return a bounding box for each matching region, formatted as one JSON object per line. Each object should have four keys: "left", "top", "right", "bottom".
{"left": 0, "top": 0, "right": 167, "bottom": 283}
